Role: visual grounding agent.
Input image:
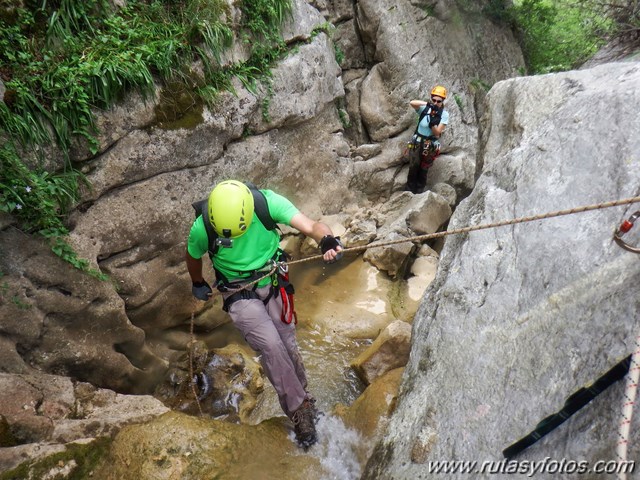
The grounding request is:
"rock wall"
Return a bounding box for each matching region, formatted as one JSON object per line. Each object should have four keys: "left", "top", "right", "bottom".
{"left": 337, "top": 0, "right": 524, "bottom": 197}
{"left": 363, "top": 61, "right": 640, "bottom": 479}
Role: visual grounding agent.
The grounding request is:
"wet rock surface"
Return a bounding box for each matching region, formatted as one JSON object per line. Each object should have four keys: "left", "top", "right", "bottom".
{"left": 91, "top": 411, "right": 321, "bottom": 480}
{"left": 351, "top": 320, "right": 412, "bottom": 385}
{"left": 154, "top": 342, "right": 264, "bottom": 423}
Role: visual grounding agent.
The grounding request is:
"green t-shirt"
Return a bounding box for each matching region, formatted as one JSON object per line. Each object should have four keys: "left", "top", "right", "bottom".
{"left": 187, "top": 189, "right": 299, "bottom": 284}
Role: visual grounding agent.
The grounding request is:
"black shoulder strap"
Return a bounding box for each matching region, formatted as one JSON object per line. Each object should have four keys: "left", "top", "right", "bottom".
{"left": 192, "top": 198, "right": 219, "bottom": 257}
{"left": 191, "top": 183, "right": 279, "bottom": 258}
{"left": 246, "top": 182, "right": 278, "bottom": 231}
{"left": 415, "top": 105, "right": 432, "bottom": 134}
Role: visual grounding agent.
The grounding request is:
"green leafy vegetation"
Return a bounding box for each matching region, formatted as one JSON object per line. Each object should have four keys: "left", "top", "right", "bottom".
{"left": 509, "top": 0, "right": 612, "bottom": 74}
{"left": 309, "top": 22, "right": 345, "bottom": 67}
{"left": 338, "top": 108, "right": 351, "bottom": 129}
{"left": 261, "top": 79, "right": 274, "bottom": 122}
{"left": 0, "top": 0, "right": 292, "bottom": 275}
{"left": 334, "top": 44, "right": 345, "bottom": 65}
{"left": 459, "top": 0, "right": 639, "bottom": 74}
{"left": 334, "top": 98, "right": 351, "bottom": 129}
{"left": 469, "top": 78, "right": 492, "bottom": 92}
{"left": 453, "top": 93, "right": 464, "bottom": 113}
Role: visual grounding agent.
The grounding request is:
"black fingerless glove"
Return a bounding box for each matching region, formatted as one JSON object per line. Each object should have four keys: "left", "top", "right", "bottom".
{"left": 319, "top": 235, "right": 344, "bottom": 263}
{"left": 192, "top": 280, "right": 212, "bottom": 301}
{"left": 319, "top": 235, "right": 341, "bottom": 253}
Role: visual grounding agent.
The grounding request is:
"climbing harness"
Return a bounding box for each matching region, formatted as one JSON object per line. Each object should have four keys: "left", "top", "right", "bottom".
{"left": 613, "top": 210, "right": 640, "bottom": 253}
{"left": 420, "top": 139, "right": 439, "bottom": 169}
{"left": 216, "top": 251, "right": 297, "bottom": 318}
{"left": 503, "top": 355, "right": 632, "bottom": 459}
{"left": 402, "top": 103, "right": 441, "bottom": 165}
{"left": 277, "top": 259, "right": 297, "bottom": 325}
{"left": 217, "top": 267, "right": 273, "bottom": 313}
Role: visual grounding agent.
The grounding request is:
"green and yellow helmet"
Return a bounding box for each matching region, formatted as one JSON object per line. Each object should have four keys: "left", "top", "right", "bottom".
{"left": 208, "top": 180, "right": 254, "bottom": 238}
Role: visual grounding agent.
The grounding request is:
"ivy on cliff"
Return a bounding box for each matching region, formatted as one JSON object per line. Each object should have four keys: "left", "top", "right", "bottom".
{"left": 0, "top": 0, "right": 292, "bottom": 274}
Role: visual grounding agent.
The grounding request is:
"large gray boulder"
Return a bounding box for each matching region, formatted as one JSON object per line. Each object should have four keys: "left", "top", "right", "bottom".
{"left": 362, "top": 190, "right": 451, "bottom": 276}
{"left": 363, "top": 61, "right": 640, "bottom": 478}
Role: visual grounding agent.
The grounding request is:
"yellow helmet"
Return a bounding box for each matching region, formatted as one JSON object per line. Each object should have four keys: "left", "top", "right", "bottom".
{"left": 208, "top": 180, "right": 254, "bottom": 238}
{"left": 431, "top": 85, "right": 447, "bottom": 99}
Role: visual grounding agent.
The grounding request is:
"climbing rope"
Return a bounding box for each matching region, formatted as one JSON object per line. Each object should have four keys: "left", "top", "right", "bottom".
{"left": 613, "top": 209, "right": 640, "bottom": 477}
{"left": 188, "top": 310, "right": 204, "bottom": 416}
{"left": 287, "top": 194, "right": 640, "bottom": 266}
{"left": 616, "top": 334, "right": 640, "bottom": 479}
{"left": 186, "top": 194, "right": 640, "bottom": 417}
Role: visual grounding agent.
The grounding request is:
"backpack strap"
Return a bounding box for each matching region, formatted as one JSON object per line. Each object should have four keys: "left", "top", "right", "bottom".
{"left": 191, "top": 198, "right": 219, "bottom": 257}
{"left": 414, "top": 106, "right": 430, "bottom": 135}
{"left": 245, "top": 182, "right": 278, "bottom": 232}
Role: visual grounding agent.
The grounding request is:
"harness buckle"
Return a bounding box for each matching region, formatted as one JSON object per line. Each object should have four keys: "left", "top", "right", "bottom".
{"left": 215, "top": 237, "right": 233, "bottom": 248}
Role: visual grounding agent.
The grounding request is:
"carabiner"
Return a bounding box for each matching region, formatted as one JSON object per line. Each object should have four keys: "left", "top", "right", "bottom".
{"left": 613, "top": 211, "right": 640, "bottom": 254}
{"left": 277, "top": 261, "right": 289, "bottom": 276}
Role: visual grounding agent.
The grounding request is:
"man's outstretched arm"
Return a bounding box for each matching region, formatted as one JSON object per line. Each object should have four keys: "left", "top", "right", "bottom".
{"left": 289, "top": 212, "right": 343, "bottom": 263}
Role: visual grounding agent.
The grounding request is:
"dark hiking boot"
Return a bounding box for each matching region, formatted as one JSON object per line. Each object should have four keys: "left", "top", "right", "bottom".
{"left": 306, "top": 395, "right": 324, "bottom": 421}
{"left": 292, "top": 399, "right": 317, "bottom": 449}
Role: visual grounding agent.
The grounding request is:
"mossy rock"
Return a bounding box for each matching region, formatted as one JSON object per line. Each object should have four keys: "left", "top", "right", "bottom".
{"left": 154, "top": 81, "right": 205, "bottom": 130}
{"left": 0, "top": 437, "right": 112, "bottom": 480}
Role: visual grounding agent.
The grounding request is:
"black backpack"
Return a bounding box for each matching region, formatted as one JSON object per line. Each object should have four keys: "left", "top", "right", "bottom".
{"left": 192, "top": 182, "right": 279, "bottom": 258}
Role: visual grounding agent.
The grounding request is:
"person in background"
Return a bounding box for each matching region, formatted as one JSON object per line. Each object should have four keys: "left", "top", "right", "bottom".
{"left": 185, "top": 180, "right": 343, "bottom": 449}
{"left": 405, "top": 85, "right": 450, "bottom": 194}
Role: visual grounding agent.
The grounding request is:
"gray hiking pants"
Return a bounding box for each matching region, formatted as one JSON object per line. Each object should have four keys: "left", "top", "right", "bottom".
{"left": 224, "top": 285, "right": 309, "bottom": 418}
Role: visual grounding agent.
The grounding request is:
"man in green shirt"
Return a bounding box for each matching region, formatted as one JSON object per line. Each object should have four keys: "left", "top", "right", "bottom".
{"left": 185, "top": 180, "right": 343, "bottom": 448}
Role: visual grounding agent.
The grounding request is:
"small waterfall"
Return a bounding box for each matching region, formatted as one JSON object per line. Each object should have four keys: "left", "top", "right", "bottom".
{"left": 311, "top": 415, "right": 369, "bottom": 480}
